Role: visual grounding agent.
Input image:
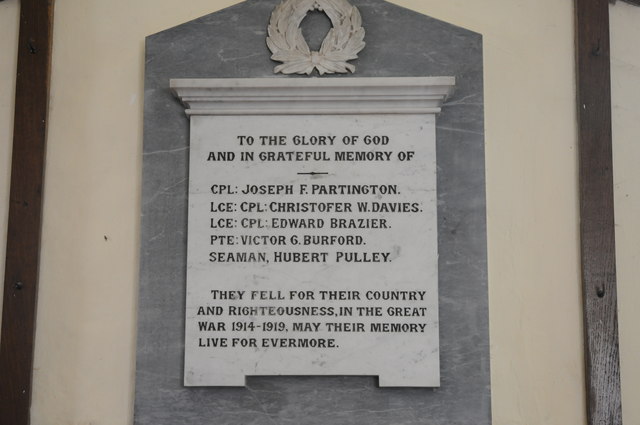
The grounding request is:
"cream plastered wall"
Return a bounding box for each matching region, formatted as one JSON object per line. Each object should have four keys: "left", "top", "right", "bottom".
{"left": 0, "top": 0, "right": 637, "bottom": 424}
{"left": 611, "top": 3, "right": 640, "bottom": 425}
{"left": 0, "top": 0, "right": 19, "bottom": 325}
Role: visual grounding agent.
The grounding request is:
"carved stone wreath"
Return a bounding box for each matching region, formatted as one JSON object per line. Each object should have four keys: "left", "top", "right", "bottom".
{"left": 266, "top": 0, "right": 366, "bottom": 75}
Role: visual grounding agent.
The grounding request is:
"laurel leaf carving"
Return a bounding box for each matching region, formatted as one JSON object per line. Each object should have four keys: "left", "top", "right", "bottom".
{"left": 266, "top": 0, "right": 366, "bottom": 75}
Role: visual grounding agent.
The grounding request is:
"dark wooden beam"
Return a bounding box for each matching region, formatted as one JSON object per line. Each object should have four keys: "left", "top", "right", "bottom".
{"left": 575, "top": 0, "right": 623, "bottom": 424}
{"left": 0, "top": 0, "right": 55, "bottom": 424}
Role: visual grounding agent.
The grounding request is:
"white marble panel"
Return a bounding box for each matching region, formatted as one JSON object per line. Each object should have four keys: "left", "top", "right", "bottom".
{"left": 177, "top": 78, "right": 451, "bottom": 386}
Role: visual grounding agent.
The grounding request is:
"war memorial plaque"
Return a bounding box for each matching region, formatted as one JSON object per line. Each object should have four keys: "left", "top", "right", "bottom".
{"left": 136, "top": 0, "right": 489, "bottom": 422}
{"left": 174, "top": 77, "right": 454, "bottom": 386}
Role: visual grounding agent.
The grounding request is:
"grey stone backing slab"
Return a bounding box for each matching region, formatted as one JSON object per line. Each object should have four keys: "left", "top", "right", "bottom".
{"left": 137, "top": 0, "right": 489, "bottom": 423}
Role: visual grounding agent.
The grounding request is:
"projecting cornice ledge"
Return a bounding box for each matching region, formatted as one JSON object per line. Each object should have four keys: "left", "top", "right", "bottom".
{"left": 611, "top": 0, "right": 640, "bottom": 7}
{"left": 170, "top": 77, "right": 455, "bottom": 116}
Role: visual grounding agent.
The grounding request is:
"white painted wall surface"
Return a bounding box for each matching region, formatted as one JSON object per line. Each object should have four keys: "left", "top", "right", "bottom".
{"left": 0, "top": 0, "right": 637, "bottom": 423}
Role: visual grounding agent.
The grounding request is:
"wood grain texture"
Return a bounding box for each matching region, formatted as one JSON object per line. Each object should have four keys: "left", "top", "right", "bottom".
{"left": 575, "top": 0, "right": 623, "bottom": 424}
{"left": 0, "top": 0, "right": 55, "bottom": 424}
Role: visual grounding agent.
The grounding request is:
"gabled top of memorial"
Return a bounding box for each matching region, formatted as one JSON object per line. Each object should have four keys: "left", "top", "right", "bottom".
{"left": 145, "top": 0, "right": 481, "bottom": 80}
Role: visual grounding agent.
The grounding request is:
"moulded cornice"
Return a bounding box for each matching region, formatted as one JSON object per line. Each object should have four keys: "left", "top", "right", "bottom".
{"left": 170, "top": 77, "right": 455, "bottom": 116}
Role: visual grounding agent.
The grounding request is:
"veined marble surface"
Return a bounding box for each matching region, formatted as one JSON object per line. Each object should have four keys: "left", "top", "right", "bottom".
{"left": 137, "top": 0, "right": 488, "bottom": 423}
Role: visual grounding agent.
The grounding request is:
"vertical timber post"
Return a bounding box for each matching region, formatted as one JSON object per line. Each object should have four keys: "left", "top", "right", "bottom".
{"left": 575, "top": 0, "right": 623, "bottom": 424}
{"left": 0, "top": 0, "right": 55, "bottom": 424}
